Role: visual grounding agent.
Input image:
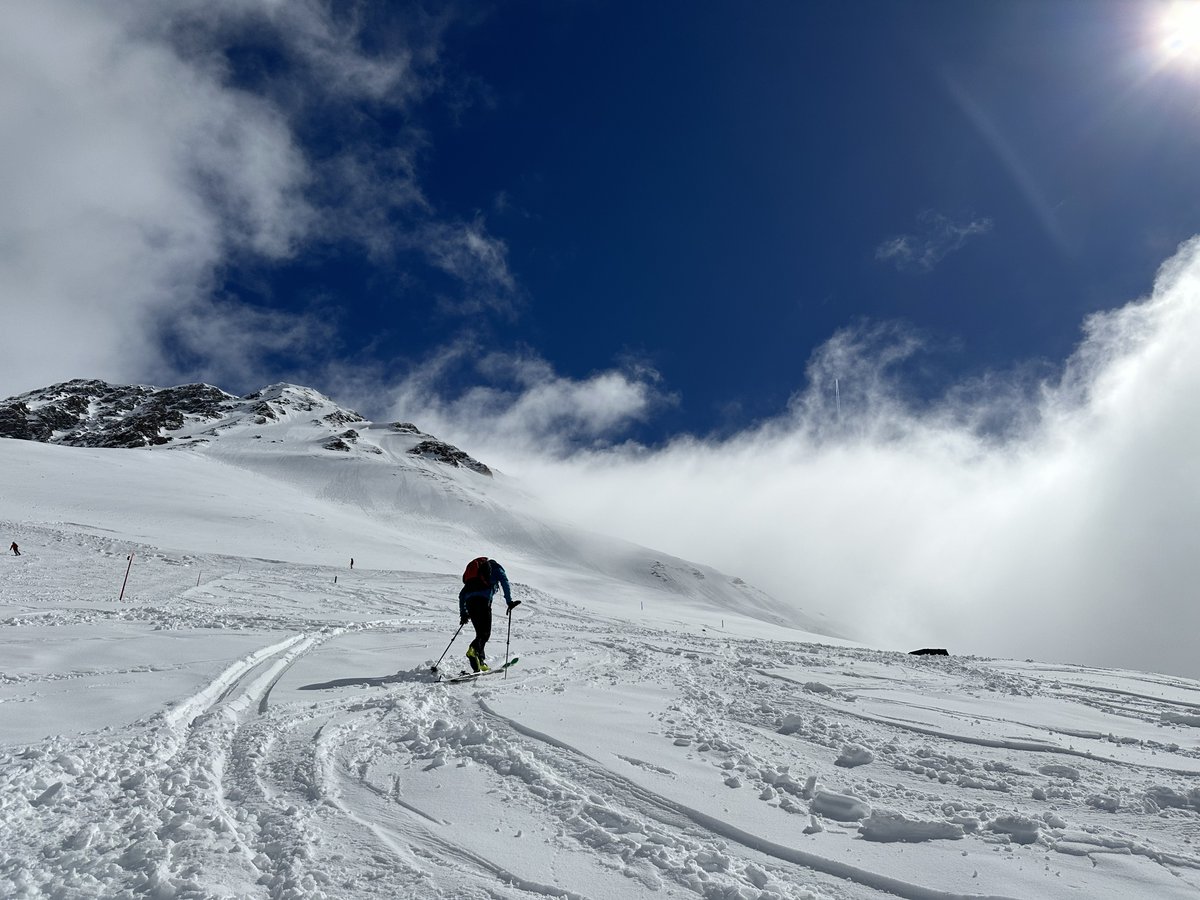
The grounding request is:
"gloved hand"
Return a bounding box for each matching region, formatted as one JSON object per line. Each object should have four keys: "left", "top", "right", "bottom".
{"left": 506, "top": 600, "right": 521, "bottom": 616}
{"left": 460, "top": 615, "right": 469, "bottom": 626}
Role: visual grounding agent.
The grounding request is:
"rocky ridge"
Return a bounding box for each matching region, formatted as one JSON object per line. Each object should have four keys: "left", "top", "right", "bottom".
{"left": 0, "top": 379, "right": 491, "bottom": 475}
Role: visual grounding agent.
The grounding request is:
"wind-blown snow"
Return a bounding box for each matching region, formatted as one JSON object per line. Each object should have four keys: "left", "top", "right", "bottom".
{"left": 2, "top": 426, "right": 1200, "bottom": 899}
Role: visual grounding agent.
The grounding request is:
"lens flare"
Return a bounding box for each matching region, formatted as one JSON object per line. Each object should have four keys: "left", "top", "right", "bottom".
{"left": 1162, "top": 1, "right": 1200, "bottom": 62}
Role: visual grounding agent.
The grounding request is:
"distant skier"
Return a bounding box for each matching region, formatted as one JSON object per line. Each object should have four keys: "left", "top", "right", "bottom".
{"left": 350, "top": 558, "right": 354, "bottom": 570}
{"left": 8, "top": 542, "right": 18, "bottom": 556}
{"left": 458, "top": 557, "right": 517, "bottom": 672}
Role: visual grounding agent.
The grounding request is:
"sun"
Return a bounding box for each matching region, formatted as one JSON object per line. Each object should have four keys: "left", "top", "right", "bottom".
{"left": 1161, "top": 1, "right": 1200, "bottom": 63}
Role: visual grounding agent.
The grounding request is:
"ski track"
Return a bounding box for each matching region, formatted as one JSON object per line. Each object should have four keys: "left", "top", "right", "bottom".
{"left": 3, "top": 524, "right": 1200, "bottom": 898}
{"left": 474, "top": 700, "right": 1021, "bottom": 900}
{"left": 756, "top": 670, "right": 1200, "bottom": 776}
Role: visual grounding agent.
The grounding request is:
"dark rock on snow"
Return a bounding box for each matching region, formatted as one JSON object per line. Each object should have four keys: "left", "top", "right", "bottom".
{"left": 1, "top": 378, "right": 491, "bottom": 476}
{"left": 407, "top": 439, "right": 492, "bottom": 477}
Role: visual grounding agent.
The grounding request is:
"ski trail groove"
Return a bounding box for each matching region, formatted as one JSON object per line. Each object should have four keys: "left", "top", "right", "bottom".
{"left": 476, "top": 699, "right": 1022, "bottom": 900}
{"left": 304, "top": 691, "right": 596, "bottom": 899}
{"left": 758, "top": 670, "right": 1200, "bottom": 776}
{"left": 165, "top": 633, "right": 309, "bottom": 729}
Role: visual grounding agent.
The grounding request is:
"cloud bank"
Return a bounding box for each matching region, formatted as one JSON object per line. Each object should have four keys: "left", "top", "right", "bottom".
{"left": 329, "top": 340, "right": 668, "bottom": 456}
{"left": 383, "top": 239, "right": 1200, "bottom": 678}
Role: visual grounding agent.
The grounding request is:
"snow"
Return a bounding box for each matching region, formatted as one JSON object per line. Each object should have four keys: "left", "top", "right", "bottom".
{"left": 3, "top": 428, "right": 1200, "bottom": 899}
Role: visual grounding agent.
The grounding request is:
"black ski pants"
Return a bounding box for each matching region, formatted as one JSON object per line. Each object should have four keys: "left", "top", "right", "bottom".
{"left": 465, "top": 597, "right": 492, "bottom": 660}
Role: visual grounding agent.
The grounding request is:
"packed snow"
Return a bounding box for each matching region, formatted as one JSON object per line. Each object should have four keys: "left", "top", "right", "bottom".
{"left": 2, "top": 396, "right": 1200, "bottom": 899}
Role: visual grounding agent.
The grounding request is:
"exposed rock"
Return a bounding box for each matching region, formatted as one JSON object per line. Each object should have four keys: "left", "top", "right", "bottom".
{"left": 0, "top": 380, "right": 229, "bottom": 448}
{"left": 323, "top": 430, "right": 359, "bottom": 452}
{"left": 407, "top": 439, "right": 492, "bottom": 476}
{"left": 323, "top": 410, "right": 365, "bottom": 426}
{"left": 0, "top": 403, "right": 34, "bottom": 440}
{"left": 1, "top": 380, "right": 492, "bottom": 474}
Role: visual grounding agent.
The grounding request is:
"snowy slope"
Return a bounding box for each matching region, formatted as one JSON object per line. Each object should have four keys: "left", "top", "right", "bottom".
{"left": 0, "top": 380, "right": 833, "bottom": 634}
{"left": 2, "top": 394, "right": 1200, "bottom": 899}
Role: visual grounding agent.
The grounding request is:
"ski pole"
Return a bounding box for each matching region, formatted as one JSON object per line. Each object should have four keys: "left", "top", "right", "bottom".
{"left": 504, "top": 601, "right": 520, "bottom": 679}
{"left": 118, "top": 553, "right": 135, "bottom": 602}
{"left": 431, "top": 623, "right": 465, "bottom": 674}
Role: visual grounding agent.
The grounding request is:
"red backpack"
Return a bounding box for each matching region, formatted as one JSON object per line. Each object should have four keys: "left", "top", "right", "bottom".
{"left": 462, "top": 557, "right": 492, "bottom": 590}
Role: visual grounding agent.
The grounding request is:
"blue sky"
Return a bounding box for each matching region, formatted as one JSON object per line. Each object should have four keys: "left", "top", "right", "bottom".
{"left": 4, "top": 1, "right": 1200, "bottom": 673}
{"left": 3, "top": 1, "right": 1198, "bottom": 438}
{"left": 193, "top": 0, "right": 1200, "bottom": 442}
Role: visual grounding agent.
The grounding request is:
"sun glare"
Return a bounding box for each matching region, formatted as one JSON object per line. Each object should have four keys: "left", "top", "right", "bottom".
{"left": 1161, "top": 1, "right": 1200, "bottom": 63}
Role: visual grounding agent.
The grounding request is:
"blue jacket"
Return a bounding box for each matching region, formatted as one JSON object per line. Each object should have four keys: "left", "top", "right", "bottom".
{"left": 459, "top": 559, "right": 512, "bottom": 619}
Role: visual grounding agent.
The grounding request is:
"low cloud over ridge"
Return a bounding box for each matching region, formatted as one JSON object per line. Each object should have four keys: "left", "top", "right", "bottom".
{"left": 387, "top": 239, "right": 1200, "bottom": 678}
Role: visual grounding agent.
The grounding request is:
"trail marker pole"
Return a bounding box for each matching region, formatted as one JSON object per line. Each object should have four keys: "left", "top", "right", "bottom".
{"left": 196, "top": 572, "right": 201, "bottom": 587}
{"left": 119, "top": 553, "right": 135, "bottom": 601}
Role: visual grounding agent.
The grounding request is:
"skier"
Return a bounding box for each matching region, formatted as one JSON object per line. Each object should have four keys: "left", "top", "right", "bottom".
{"left": 458, "top": 557, "right": 516, "bottom": 672}
{"left": 8, "top": 542, "right": 18, "bottom": 556}
{"left": 350, "top": 558, "right": 354, "bottom": 570}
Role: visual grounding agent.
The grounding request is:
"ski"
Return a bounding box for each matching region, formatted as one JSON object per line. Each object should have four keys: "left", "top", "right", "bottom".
{"left": 443, "top": 657, "right": 519, "bottom": 683}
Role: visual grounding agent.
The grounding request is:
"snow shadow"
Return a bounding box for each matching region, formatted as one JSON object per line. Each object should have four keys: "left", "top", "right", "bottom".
{"left": 299, "top": 668, "right": 436, "bottom": 690}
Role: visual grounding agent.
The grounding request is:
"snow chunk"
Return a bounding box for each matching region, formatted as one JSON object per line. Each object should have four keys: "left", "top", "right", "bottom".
{"left": 801, "top": 774, "right": 818, "bottom": 799}
{"left": 1088, "top": 794, "right": 1120, "bottom": 813}
{"left": 988, "top": 814, "right": 1041, "bottom": 844}
{"left": 1161, "top": 711, "right": 1200, "bottom": 726}
{"left": 777, "top": 715, "right": 807, "bottom": 736}
{"left": 1043, "top": 812, "right": 1068, "bottom": 829}
{"left": 31, "top": 781, "right": 64, "bottom": 807}
{"left": 811, "top": 789, "right": 871, "bottom": 822}
{"left": 859, "top": 811, "right": 965, "bottom": 843}
{"left": 835, "top": 744, "right": 874, "bottom": 768}
{"left": 1144, "top": 785, "right": 1190, "bottom": 809}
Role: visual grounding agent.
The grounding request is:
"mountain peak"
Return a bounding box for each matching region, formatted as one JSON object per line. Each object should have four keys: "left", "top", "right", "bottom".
{"left": 248, "top": 383, "right": 335, "bottom": 405}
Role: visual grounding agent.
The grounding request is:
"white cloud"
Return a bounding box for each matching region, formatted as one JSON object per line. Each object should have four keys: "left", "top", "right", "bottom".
{"left": 0, "top": 1, "right": 310, "bottom": 394}
{"left": 134, "top": 0, "right": 436, "bottom": 105}
{"left": 386, "top": 239, "right": 1200, "bottom": 678}
{"left": 162, "top": 297, "right": 338, "bottom": 388}
{"left": 357, "top": 341, "right": 667, "bottom": 456}
{"left": 0, "top": 1, "right": 512, "bottom": 397}
{"left": 876, "top": 210, "right": 994, "bottom": 273}
{"left": 417, "top": 219, "right": 517, "bottom": 312}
